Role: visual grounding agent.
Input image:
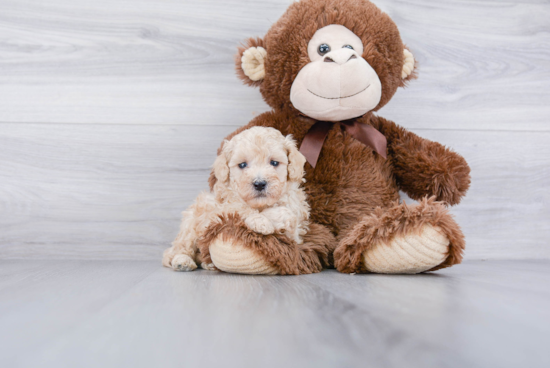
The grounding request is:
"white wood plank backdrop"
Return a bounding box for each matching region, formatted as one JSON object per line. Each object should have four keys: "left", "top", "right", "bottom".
{"left": 0, "top": 0, "right": 549, "bottom": 260}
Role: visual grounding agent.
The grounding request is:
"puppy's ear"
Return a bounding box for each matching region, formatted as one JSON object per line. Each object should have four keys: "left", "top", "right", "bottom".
{"left": 213, "top": 140, "right": 230, "bottom": 184}
{"left": 284, "top": 135, "right": 306, "bottom": 182}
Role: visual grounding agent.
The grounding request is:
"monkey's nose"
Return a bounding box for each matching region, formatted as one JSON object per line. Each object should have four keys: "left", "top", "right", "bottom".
{"left": 323, "top": 49, "right": 358, "bottom": 65}
{"left": 253, "top": 180, "right": 267, "bottom": 191}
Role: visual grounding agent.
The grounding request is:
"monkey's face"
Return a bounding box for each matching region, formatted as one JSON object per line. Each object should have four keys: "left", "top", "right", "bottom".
{"left": 290, "top": 25, "right": 382, "bottom": 122}
{"left": 235, "top": 0, "right": 416, "bottom": 121}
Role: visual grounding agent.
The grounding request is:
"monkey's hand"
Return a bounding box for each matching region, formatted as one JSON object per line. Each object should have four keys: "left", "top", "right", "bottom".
{"left": 376, "top": 116, "right": 471, "bottom": 206}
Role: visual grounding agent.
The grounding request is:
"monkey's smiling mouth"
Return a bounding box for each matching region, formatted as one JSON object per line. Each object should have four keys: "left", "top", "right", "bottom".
{"left": 307, "top": 84, "right": 370, "bottom": 100}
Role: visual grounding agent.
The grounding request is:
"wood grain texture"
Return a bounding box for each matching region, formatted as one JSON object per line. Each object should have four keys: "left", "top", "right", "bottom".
{"left": 0, "top": 260, "right": 549, "bottom": 368}
{"left": 0, "top": 0, "right": 548, "bottom": 130}
{"left": 0, "top": 0, "right": 548, "bottom": 260}
{"left": 0, "top": 124, "right": 548, "bottom": 260}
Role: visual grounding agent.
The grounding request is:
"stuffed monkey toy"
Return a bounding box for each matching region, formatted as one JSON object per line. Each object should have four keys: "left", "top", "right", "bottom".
{"left": 195, "top": 0, "right": 471, "bottom": 275}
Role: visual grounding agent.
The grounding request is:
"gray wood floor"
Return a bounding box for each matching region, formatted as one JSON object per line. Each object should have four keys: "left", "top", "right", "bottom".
{"left": 0, "top": 260, "right": 549, "bottom": 368}
{"left": 1, "top": 0, "right": 549, "bottom": 260}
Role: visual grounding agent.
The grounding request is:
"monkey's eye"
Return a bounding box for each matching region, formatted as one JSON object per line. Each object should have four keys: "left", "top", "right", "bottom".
{"left": 238, "top": 162, "right": 247, "bottom": 169}
{"left": 270, "top": 160, "right": 279, "bottom": 167}
{"left": 318, "top": 43, "right": 331, "bottom": 55}
{"left": 343, "top": 45, "right": 354, "bottom": 50}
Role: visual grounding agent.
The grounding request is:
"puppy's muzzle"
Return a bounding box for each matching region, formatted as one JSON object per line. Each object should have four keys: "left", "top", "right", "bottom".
{"left": 253, "top": 180, "right": 267, "bottom": 192}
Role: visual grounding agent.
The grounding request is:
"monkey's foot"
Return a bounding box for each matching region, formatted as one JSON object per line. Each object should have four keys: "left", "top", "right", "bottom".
{"left": 334, "top": 198, "right": 465, "bottom": 274}
{"left": 363, "top": 224, "right": 449, "bottom": 274}
{"left": 197, "top": 214, "right": 335, "bottom": 275}
{"left": 209, "top": 237, "right": 279, "bottom": 275}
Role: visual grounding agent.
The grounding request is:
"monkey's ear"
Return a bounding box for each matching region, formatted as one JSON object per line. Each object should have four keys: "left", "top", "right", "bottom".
{"left": 401, "top": 48, "right": 417, "bottom": 82}
{"left": 284, "top": 135, "right": 306, "bottom": 182}
{"left": 236, "top": 38, "right": 266, "bottom": 87}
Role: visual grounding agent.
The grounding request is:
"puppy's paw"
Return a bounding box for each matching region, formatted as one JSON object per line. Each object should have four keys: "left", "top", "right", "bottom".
{"left": 261, "top": 207, "right": 296, "bottom": 231}
{"left": 171, "top": 254, "right": 197, "bottom": 272}
{"left": 200, "top": 262, "right": 218, "bottom": 271}
{"left": 245, "top": 214, "right": 275, "bottom": 235}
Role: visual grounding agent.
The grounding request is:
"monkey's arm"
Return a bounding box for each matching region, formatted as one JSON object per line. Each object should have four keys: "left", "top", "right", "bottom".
{"left": 374, "top": 116, "right": 471, "bottom": 206}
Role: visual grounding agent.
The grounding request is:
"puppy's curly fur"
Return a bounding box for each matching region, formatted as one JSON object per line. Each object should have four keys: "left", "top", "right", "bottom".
{"left": 162, "top": 127, "right": 309, "bottom": 272}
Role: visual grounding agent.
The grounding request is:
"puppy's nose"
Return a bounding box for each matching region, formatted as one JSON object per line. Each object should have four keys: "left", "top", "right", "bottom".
{"left": 253, "top": 180, "right": 267, "bottom": 191}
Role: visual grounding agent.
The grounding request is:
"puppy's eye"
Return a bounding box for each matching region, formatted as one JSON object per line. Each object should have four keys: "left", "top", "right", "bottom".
{"left": 343, "top": 45, "right": 354, "bottom": 50}
{"left": 270, "top": 160, "right": 279, "bottom": 167}
{"left": 318, "top": 43, "right": 330, "bottom": 55}
{"left": 238, "top": 162, "right": 247, "bottom": 169}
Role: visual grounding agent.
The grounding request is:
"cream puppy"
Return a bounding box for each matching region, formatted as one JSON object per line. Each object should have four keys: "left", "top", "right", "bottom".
{"left": 162, "top": 127, "right": 309, "bottom": 272}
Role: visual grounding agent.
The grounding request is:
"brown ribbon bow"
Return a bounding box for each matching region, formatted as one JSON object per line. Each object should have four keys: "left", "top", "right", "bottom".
{"left": 299, "top": 120, "right": 387, "bottom": 168}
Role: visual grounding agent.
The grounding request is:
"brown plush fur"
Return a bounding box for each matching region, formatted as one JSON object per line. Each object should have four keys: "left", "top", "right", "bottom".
{"left": 197, "top": 214, "right": 336, "bottom": 275}
{"left": 207, "top": 0, "right": 471, "bottom": 274}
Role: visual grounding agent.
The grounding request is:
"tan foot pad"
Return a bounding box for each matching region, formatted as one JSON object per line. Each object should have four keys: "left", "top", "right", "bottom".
{"left": 209, "top": 237, "right": 279, "bottom": 275}
{"left": 363, "top": 224, "right": 449, "bottom": 274}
